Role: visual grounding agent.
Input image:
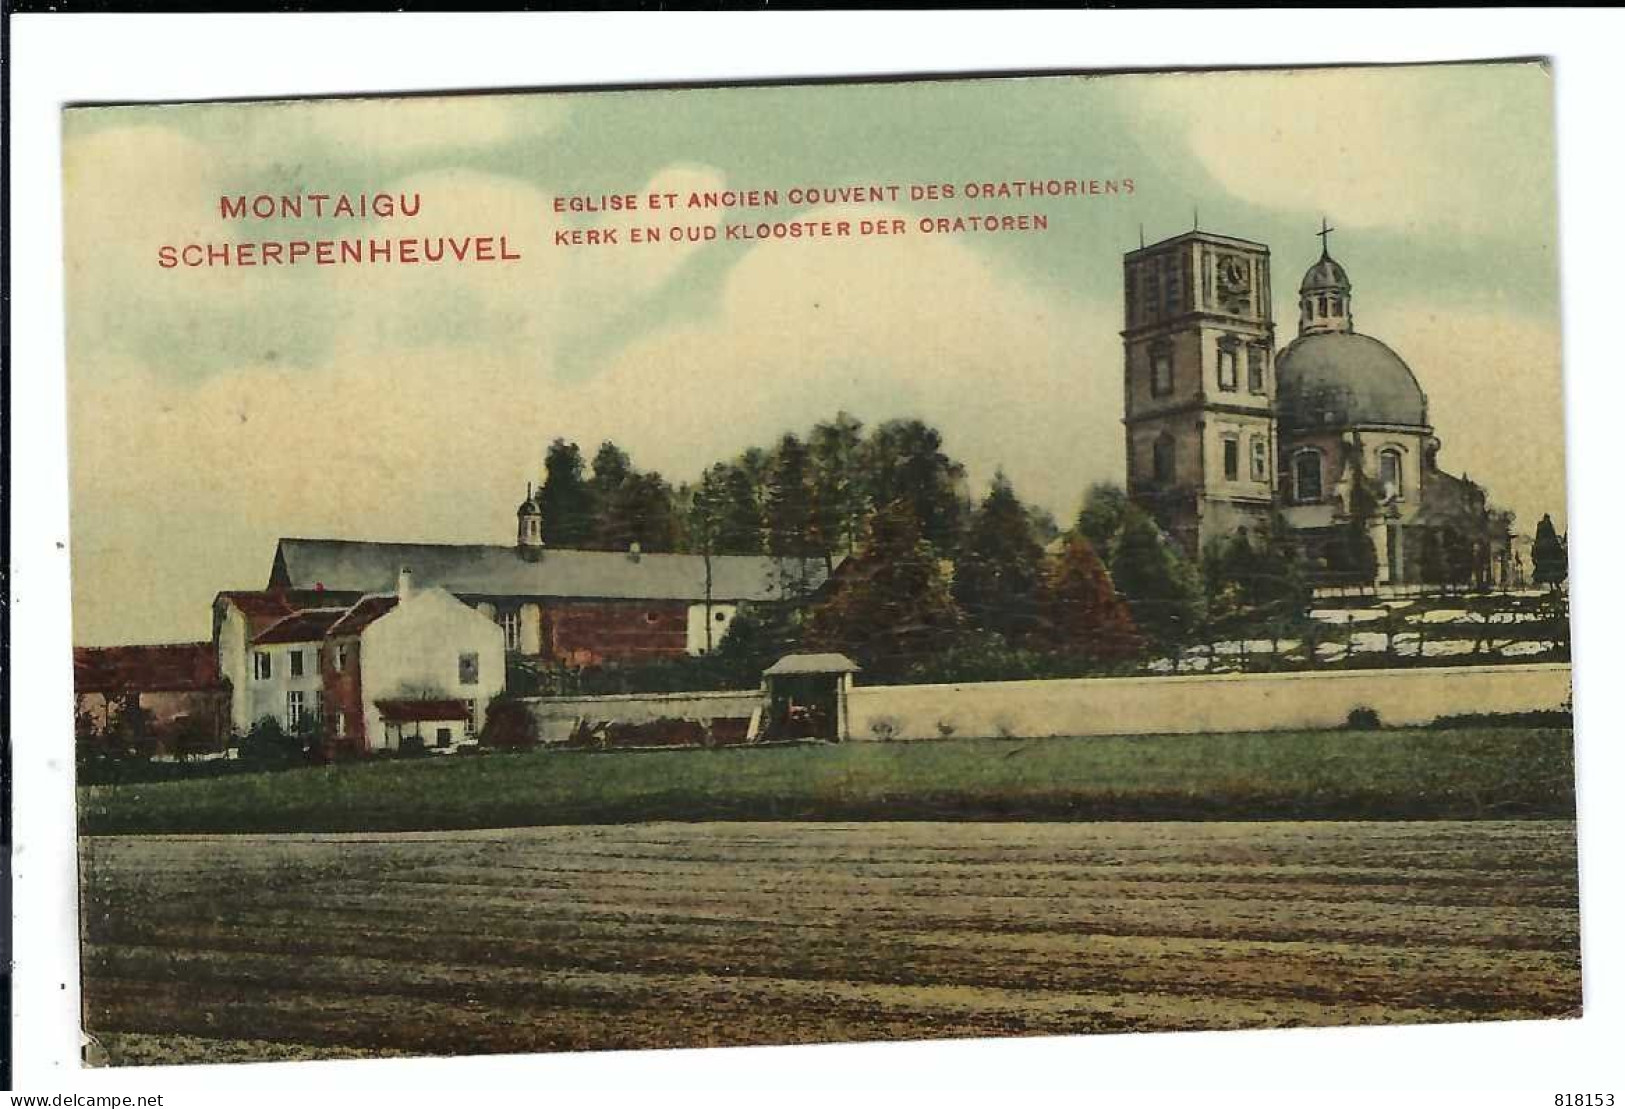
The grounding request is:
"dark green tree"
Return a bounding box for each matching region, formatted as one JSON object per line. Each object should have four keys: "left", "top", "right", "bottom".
{"left": 765, "top": 434, "right": 815, "bottom": 559}
{"left": 765, "top": 434, "right": 821, "bottom": 600}
{"left": 860, "top": 418, "right": 966, "bottom": 554}
{"left": 1327, "top": 453, "right": 1380, "bottom": 585}
{"left": 1110, "top": 506, "right": 1205, "bottom": 662}
{"left": 1532, "top": 513, "right": 1568, "bottom": 589}
{"left": 1075, "top": 482, "right": 1130, "bottom": 556}
{"left": 539, "top": 438, "right": 596, "bottom": 548}
{"left": 952, "top": 471, "right": 1046, "bottom": 642}
{"left": 1441, "top": 525, "right": 1476, "bottom": 589}
{"left": 586, "top": 441, "right": 634, "bottom": 550}
{"left": 809, "top": 412, "right": 868, "bottom": 563}
{"left": 806, "top": 500, "right": 962, "bottom": 675}
{"left": 599, "top": 470, "right": 682, "bottom": 553}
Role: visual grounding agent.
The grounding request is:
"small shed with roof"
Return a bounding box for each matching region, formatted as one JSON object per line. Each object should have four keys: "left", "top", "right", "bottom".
{"left": 760, "top": 653, "right": 861, "bottom": 741}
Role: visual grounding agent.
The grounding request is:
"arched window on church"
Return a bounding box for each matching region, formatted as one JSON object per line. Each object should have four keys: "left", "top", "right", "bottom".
{"left": 1153, "top": 435, "right": 1176, "bottom": 485}
{"left": 1293, "top": 449, "right": 1323, "bottom": 503}
{"left": 1379, "top": 447, "right": 1404, "bottom": 499}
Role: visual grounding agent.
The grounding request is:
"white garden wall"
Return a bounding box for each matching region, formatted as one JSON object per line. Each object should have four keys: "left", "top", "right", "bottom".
{"left": 523, "top": 689, "right": 760, "bottom": 742}
{"left": 844, "top": 663, "right": 1571, "bottom": 740}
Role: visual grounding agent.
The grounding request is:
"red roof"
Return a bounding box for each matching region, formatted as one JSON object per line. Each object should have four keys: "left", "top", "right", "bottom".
{"left": 253, "top": 607, "right": 350, "bottom": 645}
{"left": 73, "top": 642, "right": 225, "bottom": 695}
{"left": 375, "top": 698, "right": 467, "bottom": 723}
{"left": 328, "top": 596, "right": 399, "bottom": 637}
{"left": 217, "top": 588, "right": 362, "bottom": 635}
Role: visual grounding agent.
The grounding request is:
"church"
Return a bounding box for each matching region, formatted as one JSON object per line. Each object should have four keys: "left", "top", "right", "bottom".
{"left": 1121, "top": 225, "right": 1513, "bottom": 587}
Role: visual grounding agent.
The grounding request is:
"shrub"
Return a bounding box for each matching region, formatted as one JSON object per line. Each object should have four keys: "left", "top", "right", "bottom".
{"left": 480, "top": 697, "right": 540, "bottom": 751}
{"left": 238, "top": 717, "right": 304, "bottom": 768}
{"left": 1345, "top": 706, "right": 1382, "bottom": 730}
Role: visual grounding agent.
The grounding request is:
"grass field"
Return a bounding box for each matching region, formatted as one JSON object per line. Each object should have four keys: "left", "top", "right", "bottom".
{"left": 80, "top": 819, "right": 1582, "bottom": 1064}
{"left": 78, "top": 727, "right": 1576, "bottom": 835}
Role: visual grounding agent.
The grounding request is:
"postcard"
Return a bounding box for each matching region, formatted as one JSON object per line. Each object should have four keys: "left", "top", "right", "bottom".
{"left": 63, "top": 61, "right": 1576, "bottom": 1067}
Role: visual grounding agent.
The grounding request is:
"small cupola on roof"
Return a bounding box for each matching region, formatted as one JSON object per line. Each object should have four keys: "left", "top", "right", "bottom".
{"left": 1299, "top": 218, "right": 1353, "bottom": 337}
{"left": 517, "top": 483, "right": 543, "bottom": 551}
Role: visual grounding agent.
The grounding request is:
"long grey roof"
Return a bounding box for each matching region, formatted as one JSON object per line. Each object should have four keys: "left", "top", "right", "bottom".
{"left": 270, "top": 538, "right": 835, "bottom": 603}
{"left": 763, "top": 652, "right": 861, "bottom": 675}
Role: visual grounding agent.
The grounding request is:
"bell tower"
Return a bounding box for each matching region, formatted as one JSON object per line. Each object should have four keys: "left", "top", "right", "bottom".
{"left": 1298, "top": 218, "right": 1354, "bottom": 337}
{"left": 516, "top": 484, "right": 544, "bottom": 559}
{"left": 1122, "top": 229, "right": 1277, "bottom": 556}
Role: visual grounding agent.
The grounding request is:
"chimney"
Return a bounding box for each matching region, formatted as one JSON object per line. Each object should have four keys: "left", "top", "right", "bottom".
{"left": 398, "top": 566, "right": 413, "bottom": 599}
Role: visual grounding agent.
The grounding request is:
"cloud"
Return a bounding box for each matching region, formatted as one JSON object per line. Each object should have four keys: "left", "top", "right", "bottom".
{"left": 569, "top": 205, "right": 1124, "bottom": 517}
{"left": 1131, "top": 64, "right": 1555, "bottom": 236}
{"left": 1373, "top": 303, "right": 1567, "bottom": 534}
{"left": 67, "top": 206, "right": 1126, "bottom": 644}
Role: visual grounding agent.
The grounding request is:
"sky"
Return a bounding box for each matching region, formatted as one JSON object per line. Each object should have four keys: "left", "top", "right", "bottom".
{"left": 62, "top": 62, "right": 1566, "bottom": 646}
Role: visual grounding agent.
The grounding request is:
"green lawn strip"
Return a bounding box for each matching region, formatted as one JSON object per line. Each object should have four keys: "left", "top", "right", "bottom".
{"left": 77, "top": 727, "right": 1576, "bottom": 835}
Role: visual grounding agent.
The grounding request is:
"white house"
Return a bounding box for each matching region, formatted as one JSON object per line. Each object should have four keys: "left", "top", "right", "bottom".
{"left": 212, "top": 571, "right": 504, "bottom": 755}
{"left": 349, "top": 570, "right": 507, "bottom": 753}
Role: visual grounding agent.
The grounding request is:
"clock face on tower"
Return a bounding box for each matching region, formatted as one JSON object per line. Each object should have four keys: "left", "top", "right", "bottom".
{"left": 1217, "top": 254, "right": 1251, "bottom": 313}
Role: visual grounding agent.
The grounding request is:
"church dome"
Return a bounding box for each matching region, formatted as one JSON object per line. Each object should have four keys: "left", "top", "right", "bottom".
{"left": 1276, "top": 331, "right": 1429, "bottom": 431}
{"left": 1299, "top": 253, "right": 1350, "bottom": 294}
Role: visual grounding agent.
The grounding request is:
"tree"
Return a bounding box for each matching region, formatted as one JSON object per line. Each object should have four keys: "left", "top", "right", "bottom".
{"left": 1440, "top": 525, "right": 1476, "bottom": 590}
{"left": 1327, "top": 456, "right": 1380, "bottom": 586}
{"left": 805, "top": 500, "right": 962, "bottom": 676}
{"left": 238, "top": 716, "right": 304, "bottom": 768}
{"left": 1075, "top": 482, "right": 1130, "bottom": 556}
{"left": 1532, "top": 513, "right": 1568, "bottom": 589}
{"left": 480, "top": 695, "right": 540, "bottom": 750}
{"left": 694, "top": 462, "right": 763, "bottom": 555}
{"left": 1110, "top": 506, "right": 1205, "bottom": 661}
{"left": 953, "top": 471, "right": 1046, "bottom": 642}
{"left": 538, "top": 439, "right": 596, "bottom": 547}
{"left": 709, "top": 604, "right": 801, "bottom": 683}
{"left": 763, "top": 434, "right": 822, "bottom": 601}
{"left": 808, "top": 412, "right": 868, "bottom": 563}
{"left": 1037, "top": 534, "right": 1141, "bottom": 660}
{"left": 107, "top": 696, "right": 158, "bottom": 760}
{"left": 860, "top": 418, "right": 966, "bottom": 554}
{"left": 592, "top": 453, "right": 681, "bottom": 553}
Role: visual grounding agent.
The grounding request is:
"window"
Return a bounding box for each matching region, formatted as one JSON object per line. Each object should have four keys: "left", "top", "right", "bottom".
{"left": 436, "top": 727, "right": 453, "bottom": 749}
{"left": 464, "top": 699, "right": 477, "bottom": 737}
{"left": 1379, "top": 448, "right": 1404, "bottom": 498}
{"left": 1150, "top": 346, "right": 1173, "bottom": 397}
{"left": 1153, "top": 436, "right": 1176, "bottom": 485}
{"left": 333, "top": 643, "right": 347, "bottom": 670}
{"left": 1250, "top": 436, "right": 1269, "bottom": 483}
{"left": 253, "top": 651, "right": 272, "bottom": 681}
{"left": 286, "top": 690, "right": 305, "bottom": 732}
{"left": 1247, "top": 346, "right": 1266, "bottom": 393}
{"left": 314, "top": 689, "right": 324, "bottom": 722}
{"left": 1331, "top": 295, "right": 1343, "bottom": 316}
{"left": 289, "top": 649, "right": 304, "bottom": 678}
{"left": 1217, "top": 343, "right": 1238, "bottom": 391}
{"left": 500, "top": 610, "right": 521, "bottom": 651}
{"left": 459, "top": 651, "right": 480, "bottom": 685}
{"left": 1222, "top": 435, "right": 1240, "bottom": 481}
{"left": 1317, "top": 294, "right": 1328, "bottom": 317}
{"left": 1293, "top": 450, "right": 1323, "bottom": 503}
{"left": 334, "top": 711, "right": 346, "bottom": 737}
